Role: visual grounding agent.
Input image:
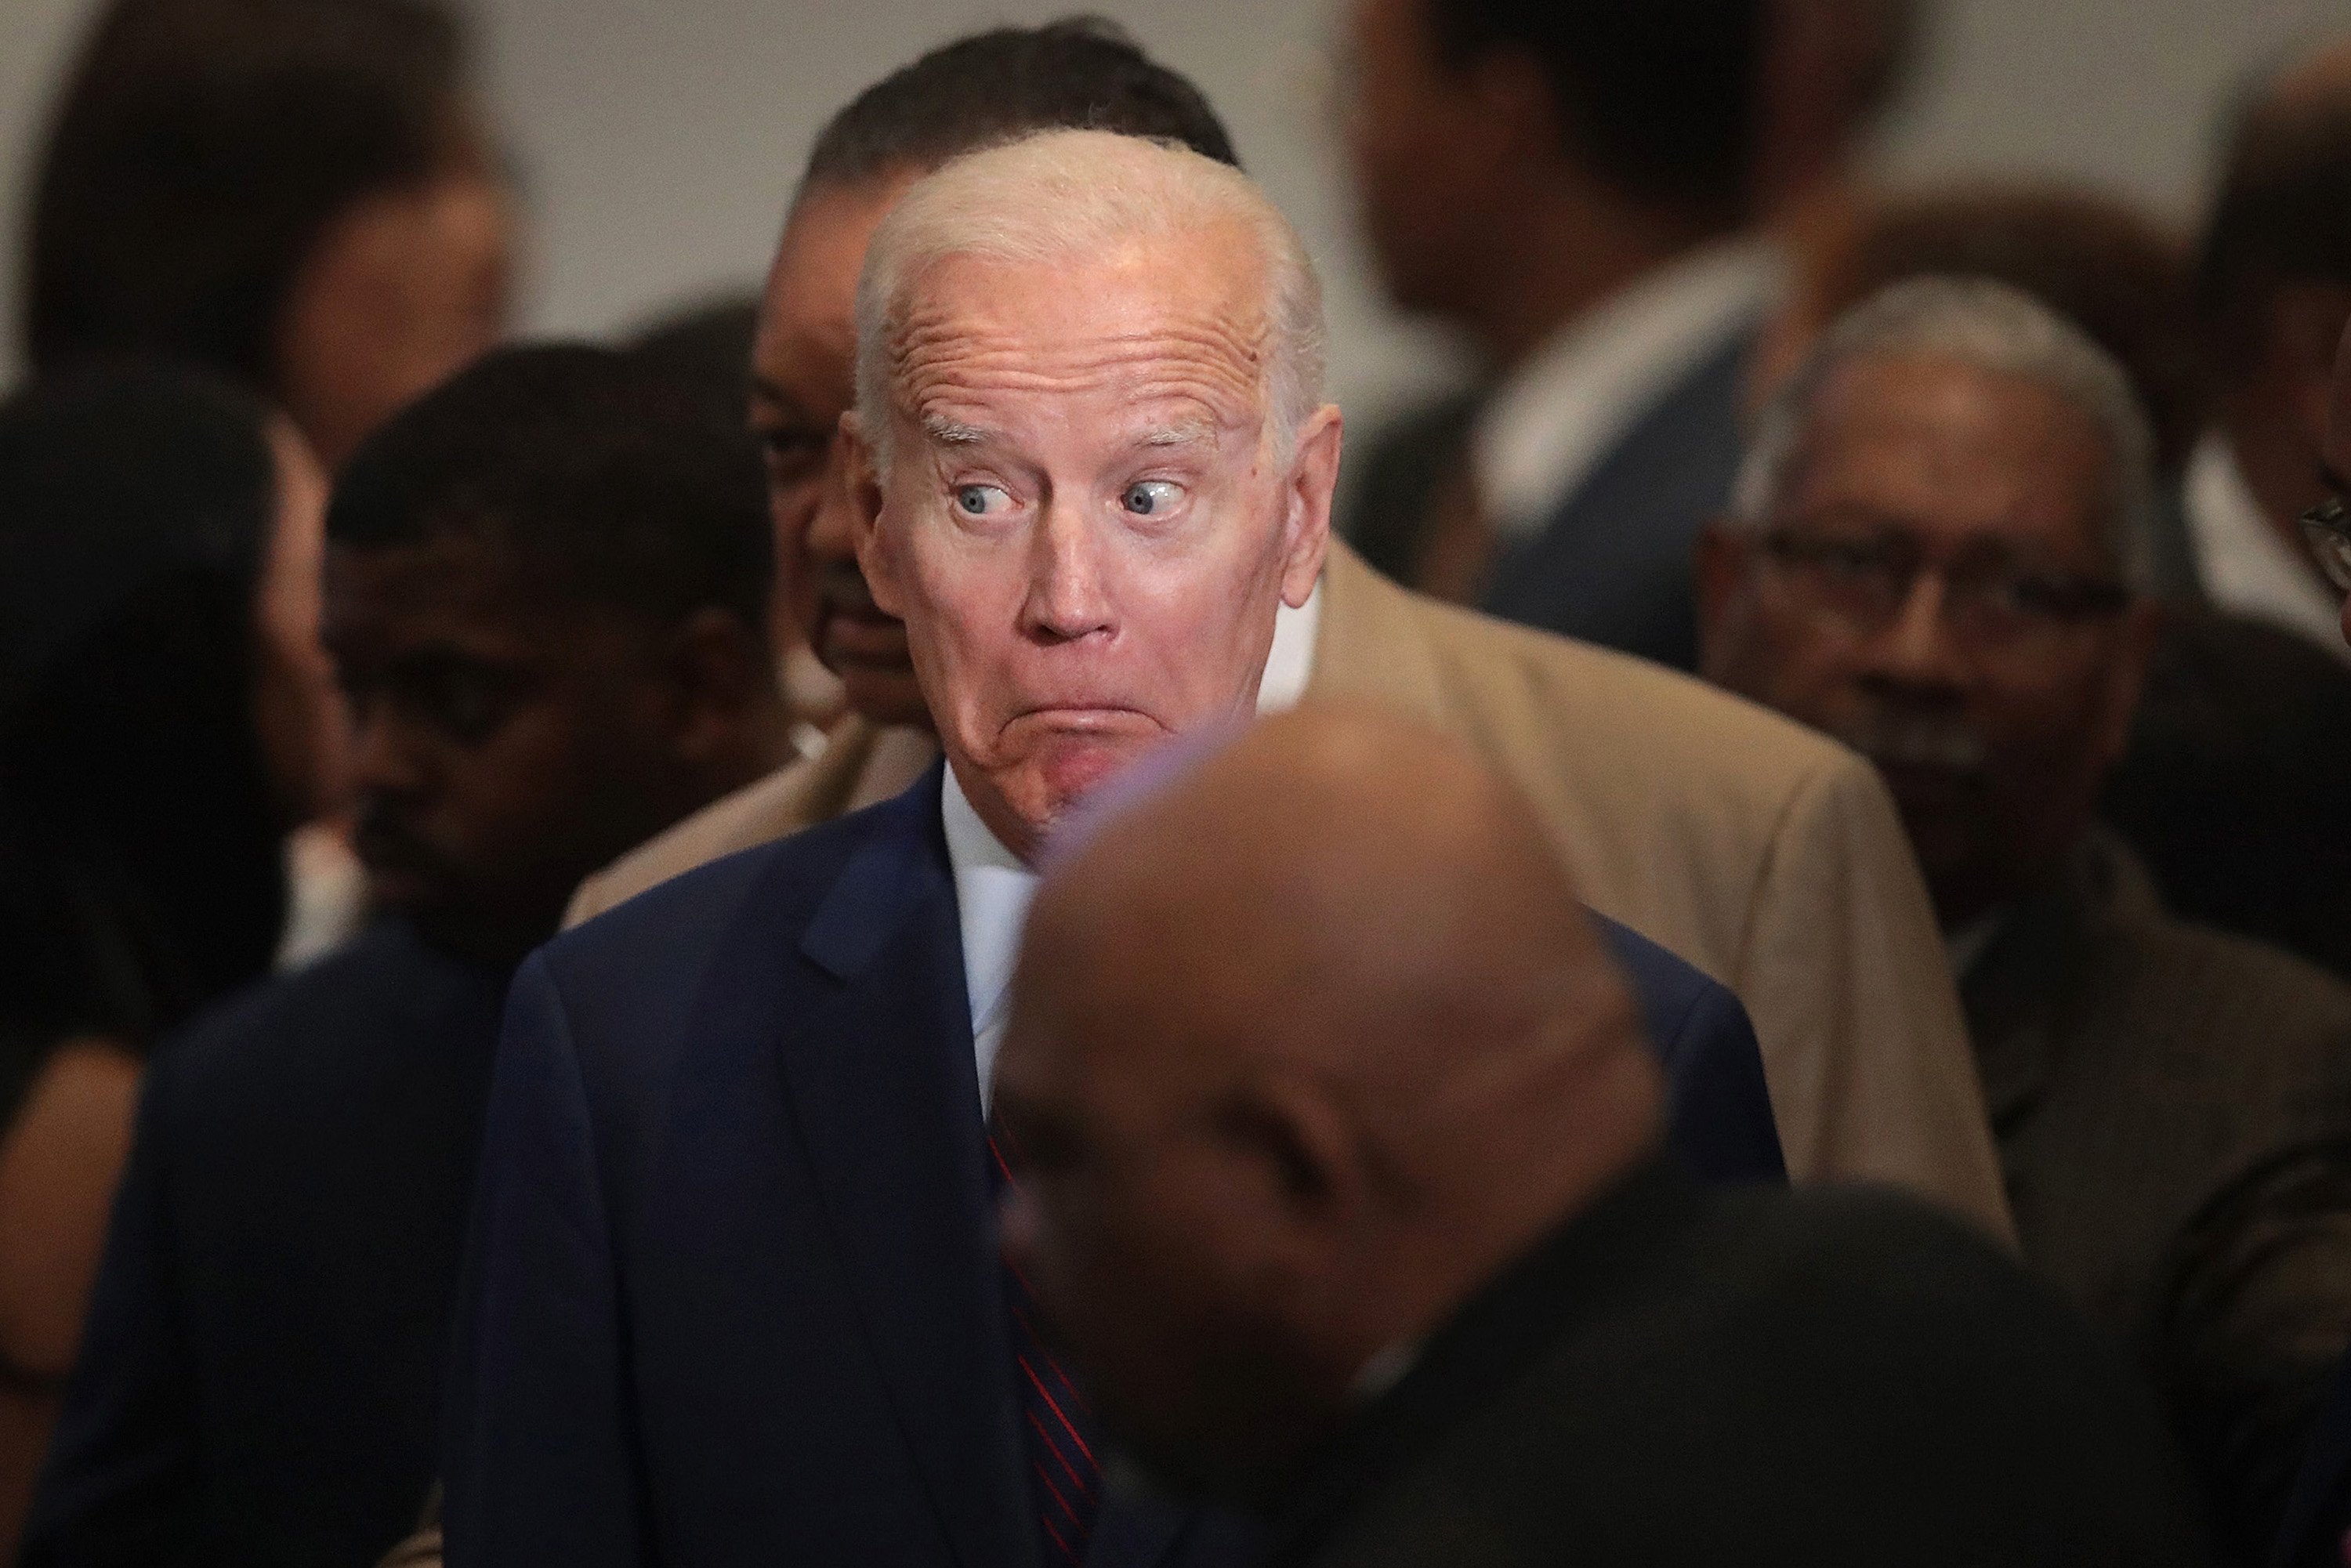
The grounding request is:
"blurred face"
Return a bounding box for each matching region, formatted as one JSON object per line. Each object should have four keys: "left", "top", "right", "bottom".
{"left": 250, "top": 422, "right": 350, "bottom": 823}
{"left": 850, "top": 235, "right": 1337, "bottom": 857}
{"left": 752, "top": 174, "right": 926, "bottom": 727}
{"left": 1698, "top": 354, "right": 2156, "bottom": 928}
{"left": 277, "top": 167, "right": 516, "bottom": 469}
{"left": 994, "top": 922, "right": 1357, "bottom": 1508}
{"left": 1342, "top": 0, "right": 1512, "bottom": 318}
{"left": 324, "top": 538, "right": 692, "bottom": 964}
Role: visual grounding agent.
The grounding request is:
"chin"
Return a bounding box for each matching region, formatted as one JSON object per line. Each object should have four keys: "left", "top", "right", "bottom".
{"left": 1013, "top": 730, "right": 1140, "bottom": 813}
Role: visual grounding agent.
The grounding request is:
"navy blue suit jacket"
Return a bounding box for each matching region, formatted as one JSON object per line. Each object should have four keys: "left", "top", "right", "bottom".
{"left": 441, "top": 767, "right": 1780, "bottom": 1568}
{"left": 25, "top": 920, "right": 507, "bottom": 1568}
{"left": 1479, "top": 328, "right": 1755, "bottom": 673}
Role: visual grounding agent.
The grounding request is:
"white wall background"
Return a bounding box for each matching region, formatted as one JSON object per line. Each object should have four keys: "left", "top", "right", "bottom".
{"left": 4, "top": 0, "right": 2349, "bottom": 423}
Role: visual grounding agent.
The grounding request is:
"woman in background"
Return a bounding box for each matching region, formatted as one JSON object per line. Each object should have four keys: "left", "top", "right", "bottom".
{"left": 21, "top": 0, "right": 516, "bottom": 471}
{"left": 0, "top": 364, "right": 342, "bottom": 1547}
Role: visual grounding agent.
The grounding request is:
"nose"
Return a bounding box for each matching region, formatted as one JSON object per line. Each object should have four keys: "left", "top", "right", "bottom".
{"left": 346, "top": 703, "right": 429, "bottom": 804}
{"left": 1860, "top": 570, "right": 1969, "bottom": 694}
{"left": 1020, "top": 498, "right": 1115, "bottom": 646}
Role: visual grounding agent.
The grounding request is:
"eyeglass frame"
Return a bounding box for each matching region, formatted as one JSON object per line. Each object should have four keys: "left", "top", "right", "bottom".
{"left": 1749, "top": 520, "right": 2135, "bottom": 655}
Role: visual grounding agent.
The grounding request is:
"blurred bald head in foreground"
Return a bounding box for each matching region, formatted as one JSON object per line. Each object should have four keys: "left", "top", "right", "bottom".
{"left": 995, "top": 705, "right": 1664, "bottom": 1503}
{"left": 998, "top": 708, "right": 2216, "bottom": 1567}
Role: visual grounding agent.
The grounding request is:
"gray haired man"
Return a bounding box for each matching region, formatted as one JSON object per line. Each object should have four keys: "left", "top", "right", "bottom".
{"left": 1696, "top": 276, "right": 2351, "bottom": 1557}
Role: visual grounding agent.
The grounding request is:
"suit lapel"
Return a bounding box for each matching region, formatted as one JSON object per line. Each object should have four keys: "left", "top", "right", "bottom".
{"left": 777, "top": 768, "right": 1036, "bottom": 1568}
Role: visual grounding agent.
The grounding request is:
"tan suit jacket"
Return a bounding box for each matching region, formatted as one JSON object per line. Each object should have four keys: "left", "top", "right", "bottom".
{"left": 567, "top": 543, "right": 2012, "bottom": 1239}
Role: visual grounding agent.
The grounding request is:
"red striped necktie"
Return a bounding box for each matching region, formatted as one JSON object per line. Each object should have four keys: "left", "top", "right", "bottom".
{"left": 989, "top": 1129, "right": 1103, "bottom": 1566}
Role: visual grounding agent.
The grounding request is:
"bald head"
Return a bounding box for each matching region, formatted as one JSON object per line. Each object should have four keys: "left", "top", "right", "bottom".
{"left": 993, "top": 705, "right": 1661, "bottom": 1508}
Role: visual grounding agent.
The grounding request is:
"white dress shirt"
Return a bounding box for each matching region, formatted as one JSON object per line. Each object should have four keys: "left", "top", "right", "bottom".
{"left": 2184, "top": 433, "right": 2351, "bottom": 664}
{"left": 946, "top": 588, "right": 1322, "bottom": 1103}
{"left": 1471, "top": 240, "right": 1784, "bottom": 541}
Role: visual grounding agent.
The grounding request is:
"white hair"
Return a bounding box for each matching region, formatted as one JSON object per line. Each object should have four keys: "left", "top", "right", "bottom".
{"left": 1730, "top": 276, "right": 2160, "bottom": 592}
{"left": 853, "top": 128, "right": 1327, "bottom": 471}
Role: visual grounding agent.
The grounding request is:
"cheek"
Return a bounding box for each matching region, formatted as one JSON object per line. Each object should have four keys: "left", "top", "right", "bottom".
{"left": 432, "top": 708, "right": 602, "bottom": 850}
{"left": 1726, "top": 599, "right": 1859, "bottom": 717}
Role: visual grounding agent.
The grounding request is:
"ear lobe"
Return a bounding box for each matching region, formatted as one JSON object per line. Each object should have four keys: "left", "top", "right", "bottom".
{"left": 1281, "top": 407, "right": 1343, "bottom": 607}
{"left": 1217, "top": 1076, "right": 1360, "bottom": 1222}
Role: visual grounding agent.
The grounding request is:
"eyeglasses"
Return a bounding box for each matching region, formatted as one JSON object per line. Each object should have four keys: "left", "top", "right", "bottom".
{"left": 2301, "top": 496, "right": 2351, "bottom": 595}
{"left": 1759, "top": 527, "right": 2131, "bottom": 654}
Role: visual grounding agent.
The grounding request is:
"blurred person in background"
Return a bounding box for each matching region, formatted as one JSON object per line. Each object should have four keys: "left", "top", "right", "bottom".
{"left": 2184, "top": 38, "right": 2351, "bottom": 657}
{"left": 18, "top": 345, "right": 792, "bottom": 1568}
{"left": 2102, "top": 612, "right": 2351, "bottom": 983}
{"left": 571, "top": 20, "right": 2005, "bottom": 1239}
{"left": 0, "top": 365, "right": 342, "bottom": 1549}
{"left": 1339, "top": 0, "right": 1916, "bottom": 664}
{"left": 1748, "top": 179, "right": 2351, "bottom": 987}
{"left": 1699, "top": 278, "right": 2351, "bottom": 1555}
{"left": 993, "top": 704, "right": 2213, "bottom": 1568}
{"left": 23, "top": 0, "right": 516, "bottom": 473}
{"left": 629, "top": 292, "right": 849, "bottom": 752}
{"left": 442, "top": 127, "right": 1781, "bottom": 1568}
{"left": 2259, "top": 317, "right": 2351, "bottom": 1568}
{"left": 1751, "top": 181, "right": 2208, "bottom": 585}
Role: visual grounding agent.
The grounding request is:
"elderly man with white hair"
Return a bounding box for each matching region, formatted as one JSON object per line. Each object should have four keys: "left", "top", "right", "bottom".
{"left": 438, "top": 131, "right": 1941, "bottom": 1568}
{"left": 1698, "top": 275, "right": 2351, "bottom": 1556}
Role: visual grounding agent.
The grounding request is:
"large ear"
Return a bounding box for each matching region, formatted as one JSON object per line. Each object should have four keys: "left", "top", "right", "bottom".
{"left": 1212, "top": 1070, "right": 1369, "bottom": 1235}
{"left": 1281, "top": 405, "right": 1342, "bottom": 608}
{"left": 840, "top": 411, "right": 903, "bottom": 616}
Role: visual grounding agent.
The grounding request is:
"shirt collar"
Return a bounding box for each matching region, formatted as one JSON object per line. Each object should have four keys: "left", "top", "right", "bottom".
{"left": 2186, "top": 433, "right": 2351, "bottom": 663}
{"left": 942, "top": 588, "right": 1324, "bottom": 1051}
{"left": 1472, "top": 239, "right": 1783, "bottom": 541}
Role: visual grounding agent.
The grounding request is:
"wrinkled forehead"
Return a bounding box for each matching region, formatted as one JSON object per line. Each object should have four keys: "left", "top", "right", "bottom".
{"left": 887, "top": 237, "right": 1277, "bottom": 436}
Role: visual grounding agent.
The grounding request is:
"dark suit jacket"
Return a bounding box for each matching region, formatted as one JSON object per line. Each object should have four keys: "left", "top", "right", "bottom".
{"left": 441, "top": 766, "right": 1781, "bottom": 1568}
{"left": 1477, "top": 330, "right": 1753, "bottom": 672}
{"left": 1962, "top": 832, "right": 2351, "bottom": 1558}
{"left": 21, "top": 920, "right": 508, "bottom": 1568}
{"left": 1264, "top": 1162, "right": 2216, "bottom": 1568}
{"left": 1340, "top": 328, "right": 1752, "bottom": 674}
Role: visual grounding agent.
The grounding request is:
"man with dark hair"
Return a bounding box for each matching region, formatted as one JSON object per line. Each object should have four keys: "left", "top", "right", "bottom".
{"left": 1339, "top": 0, "right": 1914, "bottom": 669}
{"left": 2183, "top": 38, "right": 2351, "bottom": 659}
{"left": 18, "top": 345, "right": 792, "bottom": 1568}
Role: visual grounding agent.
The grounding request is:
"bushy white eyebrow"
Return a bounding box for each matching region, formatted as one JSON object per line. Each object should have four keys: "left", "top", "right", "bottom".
{"left": 922, "top": 415, "right": 989, "bottom": 447}
{"left": 1141, "top": 421, "right": 1217, "bottom": 449}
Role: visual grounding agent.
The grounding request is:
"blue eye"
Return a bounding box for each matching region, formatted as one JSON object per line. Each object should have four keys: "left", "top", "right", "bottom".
{"left": 1123, "top": 481, "right": 1182, "bottom": 517}
{"left": 955, "top": 484, "right": 1010, "bottom": 517}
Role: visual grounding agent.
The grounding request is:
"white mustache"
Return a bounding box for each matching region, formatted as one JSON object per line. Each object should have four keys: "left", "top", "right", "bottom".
{"left": 1833, "top": 711, "right": 1991, "bottom": 773}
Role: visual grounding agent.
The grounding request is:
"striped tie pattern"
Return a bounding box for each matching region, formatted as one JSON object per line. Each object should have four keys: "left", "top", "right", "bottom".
{"left": 989, "top": 1129, "right": 1103, "bottom": 1566}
